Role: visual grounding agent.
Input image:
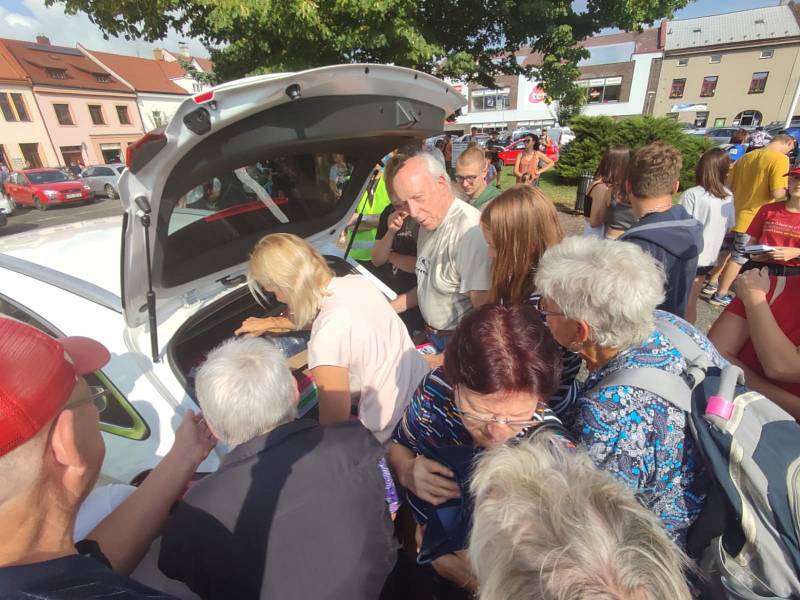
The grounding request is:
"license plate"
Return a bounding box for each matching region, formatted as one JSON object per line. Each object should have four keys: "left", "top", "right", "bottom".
{"left": 65, "top": 193, "right": 82, "bottom": 199}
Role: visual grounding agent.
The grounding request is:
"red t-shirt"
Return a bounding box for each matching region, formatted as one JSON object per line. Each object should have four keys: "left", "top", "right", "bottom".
{"left": 726, "top": 275, "right": 800, "bottom": 397}
{"left": 746, "top": 202, "right": 800, "bottom": 266}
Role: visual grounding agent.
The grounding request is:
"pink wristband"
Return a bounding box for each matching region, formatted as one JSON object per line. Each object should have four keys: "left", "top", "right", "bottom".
{"left": 706, "top": 395, "right": 734, "bottom": 421}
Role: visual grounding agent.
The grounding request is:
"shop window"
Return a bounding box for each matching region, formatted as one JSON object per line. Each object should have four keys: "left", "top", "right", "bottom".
{"left": 714, "top": 118, "right": 726, "bottom": 127}
{"left": 578, "top": 77, "right": 622, "bottom": 104}
{"left": 694, "top": 111, "right": 709, "bottom": 128}
{"left": 88, "top": 104, "right": 105, "bottom": 125}
{"left": 733, "top": 110, "right": 763, "bottom": 127}
{"left": 700, "top": 76, "right": 718, "bottom": 97}
{"left": 116, "top": 105, "right": 131, "bottom": 125}
{"left": 749, "top": 72, "right": 768, "bottom": 94}
{"left": 670, "top": 78, "right": 686, "bottom": 98}
{"left": 54, "top": 103, "right": 74, "bottom": 125}
{"left": 666, "top": 113, "right": 678, "bottom": 120}
{"left": 471, "top": 88, "right": 512, "bottom": 111}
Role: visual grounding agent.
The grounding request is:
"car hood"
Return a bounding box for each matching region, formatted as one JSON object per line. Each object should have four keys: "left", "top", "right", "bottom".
{"left": 30, "top": 180, "right": 83, "bottom": 190}
{"left": 119, "top": 64, "right": 464, "bottom": 329}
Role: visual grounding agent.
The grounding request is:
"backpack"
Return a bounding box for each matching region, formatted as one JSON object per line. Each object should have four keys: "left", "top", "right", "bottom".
{"left": 599, "top": 317, "right": 800, "bottom": 599}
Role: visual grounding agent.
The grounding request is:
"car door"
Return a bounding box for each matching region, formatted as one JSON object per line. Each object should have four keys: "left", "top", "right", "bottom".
{"left": 81, "top": 167, "right": 98, "bottom": 193}
{"left": 94, "top": 167, "right": 116, "bottom": 193}
{"left": 15, "top": 173, "right": 33, "bottom": 206}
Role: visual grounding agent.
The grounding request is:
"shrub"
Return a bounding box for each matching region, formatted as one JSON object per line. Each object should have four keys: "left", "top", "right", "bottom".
{"left": 556, "top": 115, "right": 716, "bottom": 190}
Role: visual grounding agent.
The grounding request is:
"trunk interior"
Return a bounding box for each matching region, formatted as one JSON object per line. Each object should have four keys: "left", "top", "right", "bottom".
{"left": 168, "top": 254, "right": 359, "bottom": 402}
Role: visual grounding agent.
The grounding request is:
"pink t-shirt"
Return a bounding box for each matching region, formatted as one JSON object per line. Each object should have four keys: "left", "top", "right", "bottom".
{"left": 308, "top": 275, "right": 430, "bottom": 443}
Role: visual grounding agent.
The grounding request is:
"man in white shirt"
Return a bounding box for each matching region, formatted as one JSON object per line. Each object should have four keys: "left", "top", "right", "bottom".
{"left": 385, "top": 153, "right": 491, "bottom": 351}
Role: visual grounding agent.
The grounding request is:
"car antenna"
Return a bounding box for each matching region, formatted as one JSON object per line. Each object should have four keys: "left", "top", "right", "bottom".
{"left": 134, "top": 196, "right": 160, "bottom": 363}
{"left": 343, "top": 166, "right": 381, "bottom": 261}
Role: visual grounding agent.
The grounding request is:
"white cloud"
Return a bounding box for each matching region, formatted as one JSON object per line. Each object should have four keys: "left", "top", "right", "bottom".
{"left": 0, "top": 0, "right": 209, "bottom": 58}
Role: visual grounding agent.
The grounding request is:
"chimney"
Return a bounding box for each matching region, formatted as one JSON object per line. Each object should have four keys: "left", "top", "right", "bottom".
{"left": 153, "top": 48, "right": 163, "bottom": 61}
{"left": 658, "top": 19, "right": 668, "bottom": 49}
{"left": 35, "top": 35, "right": 51, "bottom": 46}
{"left": 178, "top": 42, "right": 190, "bottom": 59}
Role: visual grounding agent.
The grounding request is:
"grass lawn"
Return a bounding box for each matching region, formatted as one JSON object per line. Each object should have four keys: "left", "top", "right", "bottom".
{"left": 497, "top": 168, "right": 578, "bottom": 209}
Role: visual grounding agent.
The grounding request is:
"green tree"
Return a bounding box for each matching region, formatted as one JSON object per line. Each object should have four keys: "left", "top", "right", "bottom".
{"left": 49, "top": 0, "right": 688, "bottom": 106}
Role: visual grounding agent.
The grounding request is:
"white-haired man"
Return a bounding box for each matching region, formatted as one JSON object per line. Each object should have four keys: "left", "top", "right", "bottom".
{"left": 157, "top": 337, "right": 395, "bottom": 600}
{"left": 0, "top": 317, "right": 215, "bottom": 598}
{"left": 385, "top": 153, "right": 491, "bottom": 352}
{"left": 469, "top": 434, "right": 692, "bottom": 600}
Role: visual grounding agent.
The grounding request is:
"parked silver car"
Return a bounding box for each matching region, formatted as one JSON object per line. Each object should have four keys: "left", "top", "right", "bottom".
{"left": 80, "top": 163, "right": 125, "bottom": 199}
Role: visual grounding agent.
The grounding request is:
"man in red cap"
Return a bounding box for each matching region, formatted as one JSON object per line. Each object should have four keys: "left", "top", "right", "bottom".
{"left": 0, "top": 316, "right": 214, "bottom": 597}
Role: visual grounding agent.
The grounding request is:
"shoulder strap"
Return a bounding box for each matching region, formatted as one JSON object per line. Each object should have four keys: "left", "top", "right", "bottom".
{"left": 599, "top": 367, "right": 693, "bottom": 413}
{"left": 618, "top": 218, "right": 699, "bottom": 240}
{"left": 585, "top": 181, "right": 602, "bottom": 196}
{"left": 655, "top": 317, "right": 704, "bottom": 362}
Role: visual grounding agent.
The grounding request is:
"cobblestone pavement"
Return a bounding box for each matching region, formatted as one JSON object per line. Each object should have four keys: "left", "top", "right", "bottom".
{"left": 0, "top": 195, "right": 123, "bottom": 237}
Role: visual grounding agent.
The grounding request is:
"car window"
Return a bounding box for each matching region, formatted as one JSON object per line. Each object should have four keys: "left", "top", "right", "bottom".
{"left": 27, "top": 170, "right": 71, "bottom": 185}
{"left": 163, "top": 152, "right": 358, "bottom": 284}
{"left": 0, "top": 295, "right": 150, "bottom": 441}
{"left": 115, "top": 166, "right": 125, "bottom": 175}
{"left": 95, "top": 167, "right": 113, "bottom": 176}
{"left": 82, "top": 168, "right": 95, "bottom": 177}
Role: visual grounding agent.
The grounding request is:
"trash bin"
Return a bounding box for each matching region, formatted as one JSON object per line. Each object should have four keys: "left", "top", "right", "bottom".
{"left": 574, "top": 170, "right": 594, "bottom": 215}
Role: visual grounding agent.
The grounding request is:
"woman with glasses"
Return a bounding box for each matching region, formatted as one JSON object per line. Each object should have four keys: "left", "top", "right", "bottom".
{"left": 513, "top": 134, "right": 554, "bottom": 185}
{"left": 534, "top": 236, "right": 728, "bottom": 550}
{"left": 388, "top": 303, "right": 571, "bottom": 595}
{"left": 479, "top": 185, "right": 581, "bottom": 419}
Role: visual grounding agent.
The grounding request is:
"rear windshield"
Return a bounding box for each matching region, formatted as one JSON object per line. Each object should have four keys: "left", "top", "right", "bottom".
{"left": 162, "top": 151, "right": 366, "bottom": 286}
{"left": 27, "top": 170, "right": 72, "bottom": 184}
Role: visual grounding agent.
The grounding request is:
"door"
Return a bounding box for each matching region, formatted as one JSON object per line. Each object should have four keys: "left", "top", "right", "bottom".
{"left": 60, "top": 146, "right": 83, "bottom": 170}
{"left": 19, "top": 144, "right": 42, "bottom": 169}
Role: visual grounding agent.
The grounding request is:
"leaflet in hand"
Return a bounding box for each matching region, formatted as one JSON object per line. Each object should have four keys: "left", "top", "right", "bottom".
{"left": 745, "top": 245, "right": 775, "bottom": 254}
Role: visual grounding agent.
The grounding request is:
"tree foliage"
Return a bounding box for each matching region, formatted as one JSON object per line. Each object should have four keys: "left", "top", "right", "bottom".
{"left": 48, "top": 0, "right": 688, "bottom": 105}
{"left": 556, "top": 115, "right": 716, "bottom": 190}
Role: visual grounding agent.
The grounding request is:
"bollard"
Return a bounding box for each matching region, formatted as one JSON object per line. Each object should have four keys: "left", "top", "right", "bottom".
{"left": 574, "top": 170, "right": 594, "bottom": 215}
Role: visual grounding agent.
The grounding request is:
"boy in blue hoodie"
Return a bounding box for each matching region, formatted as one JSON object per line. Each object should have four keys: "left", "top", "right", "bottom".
{"left": 619, "top": 142, "right": 703, "bottom": 319}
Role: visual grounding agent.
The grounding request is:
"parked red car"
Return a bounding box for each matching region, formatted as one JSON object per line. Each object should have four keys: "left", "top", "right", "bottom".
{"left": 3, "top": 168, "right": 93, "bottom": 211}
{"left": 497, "top": 140, "right": 529, "bottom": 166}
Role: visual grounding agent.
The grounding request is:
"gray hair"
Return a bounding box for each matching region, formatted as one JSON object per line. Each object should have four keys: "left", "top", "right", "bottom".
{"left": 534, "top": 236, "right": 666, "bottom": 349}
{"left": 195, "top": 337, "right": 297, "bottom": 447}
{"left": 469, "top": 433, "right": 692, "bottom": 600}
{"left": 384, "top": 150, "right": 451, "bottom": 201}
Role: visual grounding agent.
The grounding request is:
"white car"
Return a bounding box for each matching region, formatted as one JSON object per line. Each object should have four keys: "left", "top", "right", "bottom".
{"left": 0, "top": 64, "right": 463, "bottom": 484}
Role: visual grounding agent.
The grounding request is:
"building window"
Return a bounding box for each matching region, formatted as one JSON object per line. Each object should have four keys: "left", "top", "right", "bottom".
{"left": 88, "top": 105, "right": 105, "bottom": 125}
{"left": 666, "top": 113, "right": 678, "bottom": 120}
{"left": 192, "top": 82, "right": 203, "bottom": 93}
{"left": 733, "top": 110, "right": 763, "bottom": 127}
{"left": 760, "top": 49, "right": 774, "bottom": 59}
{"left": 10, "top": 94, "right": 30, "bottom": 121}
{"left": 710, "top": 54, "right": 721, "bottom": 63}
{"left": 714, "top": 117, "right": 726, "bottom": 127}
{"left": 53, "top": 103, "right": 74, "bottom": 125}
{"left": 700, "top": 76, "right": 718, "bottom": 97}
{"left": 749, "top": 71, "right": 768, "bottom": 94}
{"left": 151, "top": 110, "right": 166, "bottom": 128}
{"left": 94, "top": 73, "right": 111, "bottom": 83}
{"left": 471, "top": 88, "right": 512, "bottom": 111}
{"left": 19, "top": 143, "right": 42, "bottom": 168}
{"left": 694, "top": 111, "right": 709, "bottom": 128}
{"left": 677, "top": 58, "right": 689, "bottom": 67}
{"left": 0, "top": 95, "right": 15, "bottom": 121}
{"left": 578, "top": 77, "right": 622, "bottom": 104}
{"left": 669, "top": 78, "right": 686, "bottom": 98}
{"left": 46, "top": 68, "right": 66, "bottom": 79}
{"left": 116, "top": 105, "right": 131, "bottom": 125}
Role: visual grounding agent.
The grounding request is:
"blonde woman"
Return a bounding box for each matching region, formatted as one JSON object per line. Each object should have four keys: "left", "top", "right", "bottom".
{"left": 235, "top": 233, "right": 430, "bottom": 443}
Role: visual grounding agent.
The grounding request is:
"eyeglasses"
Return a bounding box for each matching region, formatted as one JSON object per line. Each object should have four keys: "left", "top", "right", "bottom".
{"left": 64, "top": 386, "right": 108, "bottom": 413}
{"left": 454, "top": 174, "right": 480, "bottom": 184}
{"left": 532, "top": 296, "right": 565, "bottom": 318}
{"left": 455, "top": 390, "right": 540, "bottom": 432}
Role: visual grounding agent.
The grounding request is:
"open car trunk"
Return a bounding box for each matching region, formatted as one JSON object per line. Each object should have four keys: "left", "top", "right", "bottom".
{"left": 168, "top": 255, "right": 359, "bottom": 402}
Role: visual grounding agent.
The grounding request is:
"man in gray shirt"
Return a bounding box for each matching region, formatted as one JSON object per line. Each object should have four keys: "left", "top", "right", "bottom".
{"left": 385, "top": 153, "right": 491, "bottom": 351}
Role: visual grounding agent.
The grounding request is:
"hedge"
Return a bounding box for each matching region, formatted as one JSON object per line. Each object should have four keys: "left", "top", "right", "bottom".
{"left": 556, "top": 115, "right": 716, "bottom": 190}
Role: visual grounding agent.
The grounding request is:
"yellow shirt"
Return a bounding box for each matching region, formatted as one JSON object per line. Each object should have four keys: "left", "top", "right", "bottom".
{"left": 730, "top": 148, "right": 789, "bottom": 232}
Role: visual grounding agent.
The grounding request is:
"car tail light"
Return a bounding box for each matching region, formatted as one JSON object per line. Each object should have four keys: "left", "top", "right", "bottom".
{"left": 126, "top": 130, "right": 167, "bottom": 174}
{"left": 193, "top": 90, "right": 214, "bottom": 104}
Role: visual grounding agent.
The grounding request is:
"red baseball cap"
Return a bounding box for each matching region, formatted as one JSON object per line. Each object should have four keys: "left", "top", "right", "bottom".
{"left": 786, "top": 167, "right": 800, "bottom": 177}
{"left": 0, "top": 317, "right": 110, "bottom": 457}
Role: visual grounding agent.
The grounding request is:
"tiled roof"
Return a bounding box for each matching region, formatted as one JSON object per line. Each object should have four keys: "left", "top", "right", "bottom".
{"left": 85, "top": 49, "right": 187, "bottom": 95}
{"left": 665, "top": 5, "right": 800, "bottom": 50}
{"left": 160, "top": 60, "right": 186, "bottom": 79}
{"left": 194, "top": 57, "right": 213, "bottom": 72}
{"left": 0, "top": 41, "right": 27, "bottom": 83}
{"left": 1, "top": 37, "right": 131, "bottom": 92}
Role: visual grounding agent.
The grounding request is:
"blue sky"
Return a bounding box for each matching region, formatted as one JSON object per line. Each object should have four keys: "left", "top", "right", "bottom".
{"left": 0, "top": 0, "right": 785, "bottom": 57}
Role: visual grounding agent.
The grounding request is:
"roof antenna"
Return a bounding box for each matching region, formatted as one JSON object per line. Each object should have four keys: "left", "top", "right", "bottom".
{"left": 134, "top": 196, "right": 160, "bottom": 363}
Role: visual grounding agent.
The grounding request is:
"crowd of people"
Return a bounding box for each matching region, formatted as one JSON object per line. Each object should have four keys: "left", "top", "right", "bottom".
{"left": 2, "top": 132, "right": 799, "bottom": 600}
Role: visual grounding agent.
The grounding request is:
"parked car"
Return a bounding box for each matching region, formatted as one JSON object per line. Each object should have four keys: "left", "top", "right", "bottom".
{"left": 701, "top": 127, "right": 743, "bottom": 145}
{"left": 0, "top": 64, "right": 462, "bottom": 484}
{"left": 80, "top": 163, "right": 125, "bottom": 199}
{"left": 0, "top": 193, "right": 14, "bottom": 216}
{"left": 497, "top": 139, "right": 530, "bottom": 166}
{"left": 3, "top": 168, "right": 93, "bottom": 211}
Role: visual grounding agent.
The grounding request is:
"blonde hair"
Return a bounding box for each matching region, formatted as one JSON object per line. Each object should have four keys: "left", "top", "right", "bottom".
{"left": 469, "top": 433, "right": 692, "bottom": 600}
{"left": 247, "top": 233, "right": 333, "bottom": 329}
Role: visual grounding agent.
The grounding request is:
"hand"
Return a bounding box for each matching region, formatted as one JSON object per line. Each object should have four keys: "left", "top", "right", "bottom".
{"left": 431, "top": 551, "right": 477, "bottom": 591}
{"left": 734, "top": 267, "right": 770, "bottom": 305}
{"left": 766, "top": 247, "right": 800, "bottom": 262}
{"left": 407, "top": 455, "right": 460, "bottom": 505}
{"left": 235, "top": 316, "right": 292, "bottom": 337}
{"left": 387, "top": 210, "right": 408, "bottom": 233}
{"left": 171, "top": 411, "right": 217, "bottom": 468}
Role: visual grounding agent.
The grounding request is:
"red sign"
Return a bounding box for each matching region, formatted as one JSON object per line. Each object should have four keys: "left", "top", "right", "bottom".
{"left": 529, "top": 86, "right": 546, "bottom": 104}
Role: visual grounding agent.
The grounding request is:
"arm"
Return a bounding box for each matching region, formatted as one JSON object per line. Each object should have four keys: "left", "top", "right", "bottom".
{"left": 311, "top": 364, "right": 353, "bottom": 425}
{"left": 389, "top": 252, "right": 418, "bottom": 273}
{"left": 709, "top": 311, "right": 800, "bottom": 419}
{"left": 87, "top": 412, "right": 216, "bottom": 575}
{"left": 235, "top": 315, "right": 295, "bottom": 336}
{"left": 371, "top": 229, "right": 397, "bottom": 267}
{"left": 537, "top": 151, "right": 555, "bottom": 173}
{"left": 388, "top": 442, "right": 460, "bottom": 505}
{"left": 390, "top": 287, "right": 418, "bottom": 313}
{"left": 734, "top": 270, "right": 800, "bottom": 383}
{"left": 589, "top": 185, "right": 611, "bottom": 228}
{"left": 514, "top": 154, "right": 523, "bottom": 178}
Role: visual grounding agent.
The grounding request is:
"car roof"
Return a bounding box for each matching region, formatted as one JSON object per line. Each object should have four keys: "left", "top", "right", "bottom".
{"left": 86, "top": 164, "right": 124, "bottom": 169}
{"left": 0, "top": 217, "right": 122, "bottom": 301}
{"left": 20, "top": 168, "right": 62, "bottom": 173}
